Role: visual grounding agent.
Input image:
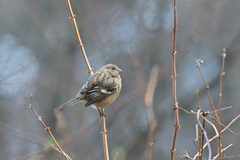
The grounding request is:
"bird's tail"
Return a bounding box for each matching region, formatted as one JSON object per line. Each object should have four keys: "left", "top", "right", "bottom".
{"left": 54, "top": 98, "right": 82, "bottom": 112}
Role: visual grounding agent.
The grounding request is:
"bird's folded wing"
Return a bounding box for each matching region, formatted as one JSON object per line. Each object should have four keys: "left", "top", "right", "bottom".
{"left": 85, "top": 78, "right": 117, "bottom": 107}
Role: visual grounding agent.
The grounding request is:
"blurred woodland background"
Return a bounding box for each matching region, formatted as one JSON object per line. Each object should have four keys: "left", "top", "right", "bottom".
{"left": 1, "top": 0, "right": 240, "bottom": 159}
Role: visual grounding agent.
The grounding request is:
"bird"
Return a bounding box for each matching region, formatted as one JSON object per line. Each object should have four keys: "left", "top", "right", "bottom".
{"left": 54, "top": 64, "right": 122, "bottom": 117}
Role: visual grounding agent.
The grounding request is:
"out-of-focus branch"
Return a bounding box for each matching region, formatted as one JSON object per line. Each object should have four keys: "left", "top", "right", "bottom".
{"left": 55, "top": 112, "right": 76, "bottom": 159}
{"left": 128, "top": 48, "right": 159, "bottom": 159}
{"left": 145, "top": 66, "right": 159, "bottom": 160}
{"left": 0, "top": 121, "right": 46, "bottom": 145}
{"left": 170, "top": 0, "right": 180, "bottom": 159}
{"left": 145, "top": 66, "right": 159, "bottom": 142}
{"left": 128, "top": 47, "right": 146, "bottom": 94}
{"left": 65, "top": 1, "right": 108, "bottom": 160}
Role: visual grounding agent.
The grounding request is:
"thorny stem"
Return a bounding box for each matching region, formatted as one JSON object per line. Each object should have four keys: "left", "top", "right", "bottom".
{"left": 29, "top": 96, "right": 71, "bottom": 160}
{"left": 170, "top": 0, "right": 180, "bottom": 159}
{"left": 65, "top": 1, "right": 109, "bottom": 160}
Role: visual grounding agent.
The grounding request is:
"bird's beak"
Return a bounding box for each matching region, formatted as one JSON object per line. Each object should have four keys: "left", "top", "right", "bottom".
{"left": 117, "top": 68, "right": 122, "bottom": 73}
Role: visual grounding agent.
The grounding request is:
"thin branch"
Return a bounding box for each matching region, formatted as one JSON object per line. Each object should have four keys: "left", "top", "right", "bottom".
{"left": 113, "top": 152, "right": 118, "bottom": 160}
{"left": 193, "top": 114, "right": 240, "bottom": 159}
{"left": 100, "top": 108, "right": 109, "bottom": 160}
{"left": 29, "top": 95, "right": 71, "bottom": 160}
{"left": 18, "top": 88, "right": 144, "bottom": 160}
{"left": 145, "top": 66, "right": 159, "bottom": 142}
{"left": 54, "top": 148, "right": 73, "bottom": 160}
{"left": 196, "top": 59, "right": 222, "bottom": 158}
{"left": 208, "top": 114, "right": 240, "bottom": 136}
{"left": 213, "top": 143, "right": 232, "bottom": 160}
{"left": 179, "top": 150, "right": 192, "bottom": 159}
{"left": 216, "top": 49, "right": 226, "bottom": 159}
{"left": 170, "top": 0, "right": 180, "bottom": 159}
{"left": 65, "top": 0, "right": 93, "bottom": 75}
{"left": 65, "top": 1, "right": 109, "bottom": 160}
{"left": 193, "top": 111, "right": 218, "bottom": 137}
{"left": 195, "top": 89, "right": 203, "bottom": 160}
{"left": 217, "top": 49, "right": 226, "bottom": 118}
{"left": 148, "top": 140, "right": 154, "bottom": 160}
{"left": 128, "top": 48, "right": 158, "bottom": 159}
{"left": 197, "top": 110, "right": 211, "bottom": 160}
{"left": 216, "top": 155, "right": 240, "bottom": 159}
{"left": 128, "top": 47, "right": 146, "bottom": 94}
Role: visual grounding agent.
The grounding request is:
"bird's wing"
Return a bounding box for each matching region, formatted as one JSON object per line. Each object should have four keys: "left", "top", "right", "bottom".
{"left": 84, "top": 78, "right": 118, "bottom": 107}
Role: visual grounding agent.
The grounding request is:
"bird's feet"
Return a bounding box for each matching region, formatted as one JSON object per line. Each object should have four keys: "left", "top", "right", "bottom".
{"left": 97, "top": 107, "right": 106, "bottom": 117}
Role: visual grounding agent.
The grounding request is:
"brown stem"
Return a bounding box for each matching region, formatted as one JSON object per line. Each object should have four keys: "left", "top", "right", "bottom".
{"left": 193, "top": 114, "right": 240, "bottom": 159}
{"left": 101, "top": 108, "right": 109, "bottom": 160}
{"left": 66, "top": 0, "right": 93, "bottom": 75}
{"left": 196, "top": 90, "right": 202, "bottom": 160}
{"left": 65, "top": 0, "right": 109, "bottom": 159}
{"left": 170, "top": 0, "right": 180, "bottom": 159}
{"left": 196, "top": 60, "right": 222, "bottom": 159}
{"left": 145, "top": 66, "right": 159, "bottom": 159}
{"left": 216, "top": 49, "right": 226, "bottom": 159}
{"left": 29, "top": 95, "right": 71, "bottom": 160}
{"left": 128, "top": 48, "right": 158, "bottom": 159}
{"left": 145, "top": 66, "right": 159, "bottom": 140}
{"left": 148, "top": 140, "right": 154, "bottom": 160}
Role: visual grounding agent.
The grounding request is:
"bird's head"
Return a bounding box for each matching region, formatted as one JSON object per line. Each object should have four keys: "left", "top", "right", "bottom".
{"left": 101, "top": 64, "right": 122, "bottom": 77}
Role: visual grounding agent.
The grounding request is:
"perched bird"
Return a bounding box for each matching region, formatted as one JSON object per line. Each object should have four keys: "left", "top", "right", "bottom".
{"left": 54, "top": 64, "right": 122, "bottom": 116}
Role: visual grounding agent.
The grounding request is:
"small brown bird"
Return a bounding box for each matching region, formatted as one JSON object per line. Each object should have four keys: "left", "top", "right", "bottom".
{"left": 54, "top": 64, "right": 122, "bottom": 116}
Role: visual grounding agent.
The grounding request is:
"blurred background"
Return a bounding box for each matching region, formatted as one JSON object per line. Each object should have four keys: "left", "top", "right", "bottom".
{"left": 1, "top": 0, "right": 240, "bottom": 159}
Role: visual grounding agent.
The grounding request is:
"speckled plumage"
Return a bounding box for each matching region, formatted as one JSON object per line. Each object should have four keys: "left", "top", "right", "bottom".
{"left": 54, "top": 64, "right": 122, "bottom": 114}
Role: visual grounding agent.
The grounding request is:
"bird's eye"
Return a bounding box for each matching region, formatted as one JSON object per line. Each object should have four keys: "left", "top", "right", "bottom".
{"left": 112, "top": 67, "right": 115, "bottom": 70}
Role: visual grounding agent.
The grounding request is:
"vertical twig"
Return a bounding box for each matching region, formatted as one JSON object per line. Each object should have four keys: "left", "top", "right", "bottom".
{"left": 197, "top": 110, "right": 212, "bottom": 160}
{"left": 145, "top": 66, "right": 159, "bottom": 159}
{"left": 217, "top": 49, "right": 226, "bottom": 118}
{"left": 148, "top": 140, "right": 154, "bottom": 160}
{"left": 170, "top": 0, "right": 180, "bottom": 159}
{"left": 65, "top": 0, "right": 93, "bottom": 75}
{"left": 128, "top": 48, "right": 158, "bottom": 159}
{"left": 145, "top": 66, "right": 159, "bottom": 140}
{"left": 101, "top": 108, "right": 109, "bottom": 160}
{"left": 216, "top": 49, "right": 226, "bottom": 159}
{"left": 196, "top": 58, "right": 223, "bottom": 158}
{"left": 65, "top": 1, "right": 109, "bottom": 160}
{"left": 196, "top": 90, "right": 202, "bottom": 160}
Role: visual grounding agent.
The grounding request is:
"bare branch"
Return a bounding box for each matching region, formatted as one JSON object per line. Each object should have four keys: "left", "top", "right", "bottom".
{"left": 29, "top": 95, "right": 71, "bottom": 160}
